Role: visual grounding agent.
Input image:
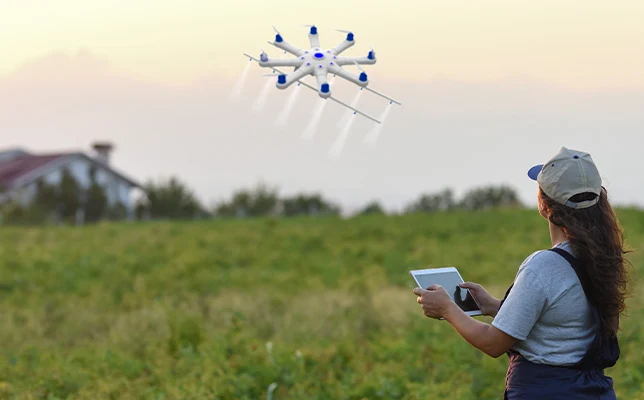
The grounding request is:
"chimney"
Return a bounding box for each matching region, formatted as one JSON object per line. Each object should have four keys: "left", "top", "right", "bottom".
{"left": 92, "top": 142, "right": 114, "bottom": 165}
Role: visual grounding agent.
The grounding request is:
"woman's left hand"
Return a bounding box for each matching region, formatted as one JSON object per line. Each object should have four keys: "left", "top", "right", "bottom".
{"left": 413, "top": 284, "right": 454, "bottom": 319}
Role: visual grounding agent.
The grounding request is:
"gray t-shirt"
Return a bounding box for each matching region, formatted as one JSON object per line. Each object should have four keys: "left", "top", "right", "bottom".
{"left": 492, "top": 241, "right": 595, "bottom": 365}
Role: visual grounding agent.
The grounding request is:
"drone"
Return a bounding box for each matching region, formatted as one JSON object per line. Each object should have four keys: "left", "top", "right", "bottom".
{"left": 243, "top": 25, "right": 401, "bottom": 124}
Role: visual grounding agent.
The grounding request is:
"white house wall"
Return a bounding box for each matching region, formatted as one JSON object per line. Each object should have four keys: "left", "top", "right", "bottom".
{"left": 16, "top": 155, "right": 135, "bottom": 211}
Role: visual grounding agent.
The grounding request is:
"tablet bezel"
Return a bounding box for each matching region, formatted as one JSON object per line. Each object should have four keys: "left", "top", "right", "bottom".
{"left": 410, "top": 267, "right": 483, "bottom": 317}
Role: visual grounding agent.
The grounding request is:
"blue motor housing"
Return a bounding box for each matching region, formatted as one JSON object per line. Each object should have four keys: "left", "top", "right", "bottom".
{"left": 367, "top": 50, "right": 375, "bottom": 60}
{"left": 310, "top": 26, "right": 317, "bottom": 35}
{"left": 347, "top": 33, "right": 354, "bottom": 41}
{"left": 320, "top": 83, "right": 330, "bottom": 93}
{"left": 359, "top": 72, "right": 368, "bottom": 82}
{"left": 278, "top": 75, "right": 286, "bottom": 84}
{"left": 275, "top": 34, "right": 283, "bottom": 43}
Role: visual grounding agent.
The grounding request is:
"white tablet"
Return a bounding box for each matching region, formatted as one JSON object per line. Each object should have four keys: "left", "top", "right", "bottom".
{"left": 410, "top": 267, "right": 483, "bottom": 317}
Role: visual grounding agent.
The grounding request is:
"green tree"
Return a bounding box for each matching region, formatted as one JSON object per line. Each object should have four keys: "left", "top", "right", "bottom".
{"left": 106, "top": 201, "right": 128, "bottom": 221}
{"left": 405, "top": 188, "right": 455, "bottom": 213}
{"left": 281, "top": 193, "right": 341, "bottom": 217}
{"left": 57, "top": 168, "right": 81, "bottom": 221}
{"left": 141, "top": 176, "right": 204, "bottom": 220}
{"left": 84, "top": 167, "right": 108, "bottom": 222}
{"left": 248, "top": 182, "right": 280, "bottom": 217}
{"left": 358, "top": 201, "right": 386, "bottom": 216}
{"left": 214, "top": 182, "right": 280, "bottom": 218}
{"left": 33, "top": 178, "right": 58, "bottom": 216}
{"left": 458, "top": 184, "right": 522, "bottom": 210}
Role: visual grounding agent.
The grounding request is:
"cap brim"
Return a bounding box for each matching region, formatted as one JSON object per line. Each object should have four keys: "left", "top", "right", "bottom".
{"left": 528, "top": 164, "right": 543, "bottom": 181}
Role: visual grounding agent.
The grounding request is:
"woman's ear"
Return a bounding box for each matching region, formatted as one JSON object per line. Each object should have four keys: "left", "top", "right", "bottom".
{"left": 537, "top": 199, "right": 549, "bottom": 219}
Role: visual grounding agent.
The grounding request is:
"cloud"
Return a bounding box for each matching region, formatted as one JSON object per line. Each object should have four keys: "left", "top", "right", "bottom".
{"left": 1, "top": 50, "right": 643, "bottom": 212}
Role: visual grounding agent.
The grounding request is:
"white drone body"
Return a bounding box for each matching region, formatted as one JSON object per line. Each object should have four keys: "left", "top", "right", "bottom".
{"left": 243, "top": 25, "right": 401, "bottom": 123}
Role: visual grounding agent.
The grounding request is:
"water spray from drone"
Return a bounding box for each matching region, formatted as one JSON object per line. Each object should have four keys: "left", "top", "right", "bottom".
{"left": 230, "top": 61, "right": 252, "bottom": 102}
{"left": 364, "top": 102, "right": 393, "bottom": 145}
{"left": 337, "top": 88, "right": 364, "bottom": 129}
{"left": 329, "top": 113, "right": 357, "bottom": 157}
{"left": 302, "top": 99, "right": 327, "bottom": 140}
{"left": 302, "top": 77, "right": 335, "bottom": 140}
{"left": 275, "top": 82, "right": 302, "bottom": 126}
{"left": 252, "top": 77, "right": 274, "bottom": 114}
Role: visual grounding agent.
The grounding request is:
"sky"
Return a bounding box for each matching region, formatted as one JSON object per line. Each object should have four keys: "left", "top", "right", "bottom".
{"left": 2, "top": 1, "right": 644, "bottom": 213}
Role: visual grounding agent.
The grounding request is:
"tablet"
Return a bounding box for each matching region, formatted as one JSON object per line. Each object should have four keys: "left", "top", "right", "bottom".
{"left": 410, "top": 267, "right": 483, "bottom": 317}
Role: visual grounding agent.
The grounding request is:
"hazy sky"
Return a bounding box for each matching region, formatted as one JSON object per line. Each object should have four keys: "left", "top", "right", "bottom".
{"left": 2, "top": 1, "right": 644, "bottom": 212}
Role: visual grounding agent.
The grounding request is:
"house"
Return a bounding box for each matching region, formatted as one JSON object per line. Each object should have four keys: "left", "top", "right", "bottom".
{"left": 0, "top": 142, "right": 143, "bottom": 221}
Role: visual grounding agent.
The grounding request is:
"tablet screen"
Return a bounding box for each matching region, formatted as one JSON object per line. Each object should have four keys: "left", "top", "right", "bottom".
{"left": 412, "top": 270, "right": 480, "bottom": 313}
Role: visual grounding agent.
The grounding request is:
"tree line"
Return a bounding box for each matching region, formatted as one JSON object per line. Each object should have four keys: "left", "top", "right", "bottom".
{"left": 0, "top": 174, "right": 524, "bottom": 225}
{"left": 137, "top": 178, "right": 523, "bottom": 219}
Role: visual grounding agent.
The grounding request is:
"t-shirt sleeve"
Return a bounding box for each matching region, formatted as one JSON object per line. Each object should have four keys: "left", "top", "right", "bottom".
{"left": 492, "top": 266, "right": 549, "bottom": 341}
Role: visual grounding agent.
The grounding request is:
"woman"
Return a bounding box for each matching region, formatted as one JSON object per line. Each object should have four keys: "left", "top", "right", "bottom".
{"left": 413, "top": 147, "right": 630, "bottom": 399}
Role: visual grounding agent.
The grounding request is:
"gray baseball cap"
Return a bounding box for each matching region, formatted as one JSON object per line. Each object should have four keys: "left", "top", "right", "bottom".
{"left": 527, "top": 146, "right": 602, "bottom": 209}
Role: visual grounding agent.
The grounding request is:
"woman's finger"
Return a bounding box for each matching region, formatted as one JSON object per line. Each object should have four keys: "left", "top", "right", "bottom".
{"left": 459, "top": 282, "right": 479, "bottom": 290}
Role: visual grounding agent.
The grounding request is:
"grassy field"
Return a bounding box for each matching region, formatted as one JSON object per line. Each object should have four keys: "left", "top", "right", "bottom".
{"left": 0, "top": 208, "right": 643, "bottom": 399}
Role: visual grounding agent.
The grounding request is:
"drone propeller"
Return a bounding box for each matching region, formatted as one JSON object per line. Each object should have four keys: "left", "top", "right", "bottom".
{"left": 336, "top": 29, "right": 352, "bottom": 33}
{"left": 352, "top": 60, "right": 365, "bottom": 72}
{"left": 272, "top": 25, "right": 280, "bottom": 34}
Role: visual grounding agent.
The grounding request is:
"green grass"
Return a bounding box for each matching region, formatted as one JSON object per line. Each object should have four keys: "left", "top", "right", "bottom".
{"left": 0, "top": 208, "right": 643, "bottom": 399}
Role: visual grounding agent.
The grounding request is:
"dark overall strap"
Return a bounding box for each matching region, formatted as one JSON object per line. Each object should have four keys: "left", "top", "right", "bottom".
{"left": 548, "top": 247, "right": 620, "bottom": 370}
{"left": 498, "top": 284, "right": 513, "bottom": 309}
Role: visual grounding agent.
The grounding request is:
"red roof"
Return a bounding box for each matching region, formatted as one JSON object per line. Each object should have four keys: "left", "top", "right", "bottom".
{"left": 0, "top": 154, "right": 67, "bottom": 188}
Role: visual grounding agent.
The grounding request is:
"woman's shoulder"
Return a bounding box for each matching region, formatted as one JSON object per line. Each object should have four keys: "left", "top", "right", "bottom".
{"left": 521, "top": 242, "right": 572, "bottom": 265}
{"left": 518, "top": 243, "right": 576, "bottom": 281}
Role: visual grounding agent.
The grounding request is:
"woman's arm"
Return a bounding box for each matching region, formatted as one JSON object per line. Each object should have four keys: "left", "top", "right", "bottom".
{"left": 414, "top": 285, "right": 517, "bottom": 358}
{"left": 443, "top": 302, "right": 517, "bottom": 358}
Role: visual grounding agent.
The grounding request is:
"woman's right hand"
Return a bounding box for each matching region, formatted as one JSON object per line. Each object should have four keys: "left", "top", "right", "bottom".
{"left": 459, "top": 282, "right": 501, "bottom": 317}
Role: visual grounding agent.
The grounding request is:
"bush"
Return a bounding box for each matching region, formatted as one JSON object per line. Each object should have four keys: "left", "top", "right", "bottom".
{"left": 140, "top": 176, "right": 206, "bottom": 220}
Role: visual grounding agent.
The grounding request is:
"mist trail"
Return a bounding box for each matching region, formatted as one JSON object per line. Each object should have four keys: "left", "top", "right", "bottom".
{"left": 302, "top": 98, "right": 328, "bottom": 140}
{"left": 337, "top": 89, "right": 364, "bottom": 128}
{"left": 275, "top": 84, "right": 302, "bottom": 126}
{"left": 252, "top": 78, "right": 273, "bottom": 114}
{"left": 301, "top": 78, "right": 335, "bottom": 140}
{"left": 329, "top": 114, "right": 357, "bottom": 158}
{"left": 364, "top": 103, "right": 393, "bottom": 145}
{"left": 230, "top": 62, "right": 252, "bottom": 102}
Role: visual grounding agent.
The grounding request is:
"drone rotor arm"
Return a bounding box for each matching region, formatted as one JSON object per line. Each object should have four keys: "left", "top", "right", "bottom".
{"left": 335, "top": 56, "right": 376, "bottom": 67}
{"left": 328, "top": 64, "right": 367, "bottom": 87}
{"left": 259, "top": 58, "right": 304, "bottom": 68}
{"left": 277, "top": 64, "right": 315, "bottom": 89}
{"left": 329, "top": 39, "right": 355, "bottom": 56}
{"left": 312, "top": 69, "right": 332, "bottom": 97}
{"left": 309, "top": 33, "right": 321, "bottom": 49}
{"left": 268, "top": 39, "right": 305, "bottom": 57}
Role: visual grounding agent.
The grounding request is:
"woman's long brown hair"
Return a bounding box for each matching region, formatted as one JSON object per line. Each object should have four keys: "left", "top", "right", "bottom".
{"left": 539, "top": 187, "right": 631, "bottom": 339}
